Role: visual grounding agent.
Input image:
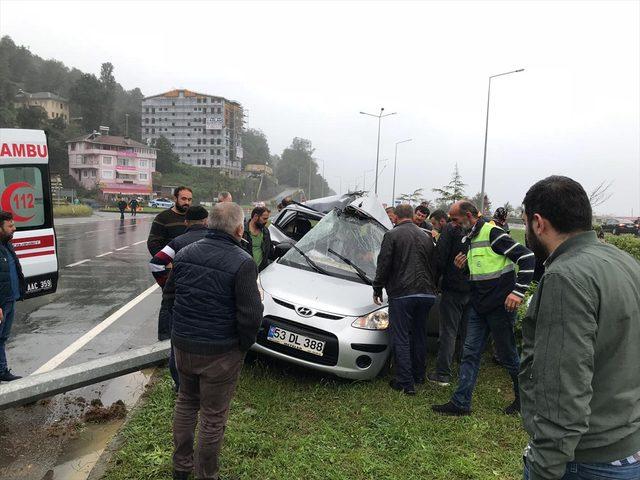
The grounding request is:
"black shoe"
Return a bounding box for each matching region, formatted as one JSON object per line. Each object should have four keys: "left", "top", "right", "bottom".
{"left": 0, "top": 370, "right": 22, "bottom": 381}
{"left": 504, "top": 398, "right": 520, "bottom": 415}
{"left": 427, "top": 372, "right": 451, "bottom": 387}
{"left": 431, "top": 401, "right": 471, "bottom": 416}
{"left": 389, "top": 379, "right": 416, "bottom": 396}
{"left": 173, "top": 470, "right": 191, "bottom": 480}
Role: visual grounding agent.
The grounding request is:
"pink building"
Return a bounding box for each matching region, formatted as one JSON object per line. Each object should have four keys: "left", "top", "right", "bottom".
{"left": 67, "top": 128, "right": 156, "bottom": 199}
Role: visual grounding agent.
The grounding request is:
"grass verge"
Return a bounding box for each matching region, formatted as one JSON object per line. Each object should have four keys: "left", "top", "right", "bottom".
{"left": 103, "top": 356, "right": 527, "bottom": 480}
{"left": 53, "top": 204, "right": 93, "bottom": 217}
{"left": 100, "top": 207, "right": 166, "bottom": 214}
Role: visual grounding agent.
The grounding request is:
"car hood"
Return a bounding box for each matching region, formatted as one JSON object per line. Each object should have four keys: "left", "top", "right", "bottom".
{"left": 260, "top": 261, "right": 384, "bottom": 317}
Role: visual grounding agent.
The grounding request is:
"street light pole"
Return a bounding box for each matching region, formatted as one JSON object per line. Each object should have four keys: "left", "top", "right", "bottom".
{"left": 480, "top": 68, "right": 524, "bottom": 214}
{"left": 360, "top": 107, "right": 397, "bottom": 195}
{"left": 392, "top": 139, "right": 412, "bottom": 206}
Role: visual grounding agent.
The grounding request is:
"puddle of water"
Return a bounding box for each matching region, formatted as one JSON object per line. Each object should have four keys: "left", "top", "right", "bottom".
{"left": 47, "top": 368, "right": 156, "bottom": 480}
{"left": 49, "top": 421, "right": 122, "bottom": 480}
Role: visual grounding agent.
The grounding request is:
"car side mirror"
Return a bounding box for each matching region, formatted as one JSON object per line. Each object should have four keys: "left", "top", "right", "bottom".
{"left": 274, "top": 242, "right": 293, "bottom": 258}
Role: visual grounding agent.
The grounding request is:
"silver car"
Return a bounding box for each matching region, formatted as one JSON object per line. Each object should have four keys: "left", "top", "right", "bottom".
{"left": 253, "top": 193, "right": 394, "bottom": 380}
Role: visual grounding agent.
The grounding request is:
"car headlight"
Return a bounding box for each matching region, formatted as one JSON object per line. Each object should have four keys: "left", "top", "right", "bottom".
{"left": 351, "top": 308, "right": 389, "bottom": 330}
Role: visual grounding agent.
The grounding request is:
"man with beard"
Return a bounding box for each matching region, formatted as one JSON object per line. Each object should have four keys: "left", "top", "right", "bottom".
{"left": 520, "top": 176, "right": 640, "bottom": 480}
{"left": 147, "top": 186, "right": 193, "bottom": 340}
{"left": 432, "top": 200, "right": 535, "bottom": 416}
{"left": 0, "top": 212, "right": 25, "bottom": 381}
{"left": 242, "top": 206, "right": 274, "bottom": 271}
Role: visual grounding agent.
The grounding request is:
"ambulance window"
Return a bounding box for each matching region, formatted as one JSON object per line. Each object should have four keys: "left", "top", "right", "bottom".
{"left": 0, "top": 166, "right": 46, "bottom": 229}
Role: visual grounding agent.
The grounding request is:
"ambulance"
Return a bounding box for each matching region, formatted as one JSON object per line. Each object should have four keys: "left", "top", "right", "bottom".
{"left": 0, "top": 128, "right": 59, "bottom": 298}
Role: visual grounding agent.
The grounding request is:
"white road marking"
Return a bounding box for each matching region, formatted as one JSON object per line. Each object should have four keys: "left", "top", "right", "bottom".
{"left": 132, "top": 240, "right": 146, "bottom": 245}
{"left": 96, "top": 251, "right": 113, "bottom": 258}
{"left": 115, "top": 246, "right": 129, "bottom": 251}
{"left": 65, "top": 259, "right": 90, "bottom": 268}
{"left": 32, "top": 283, "right": 160, "bottom": 374}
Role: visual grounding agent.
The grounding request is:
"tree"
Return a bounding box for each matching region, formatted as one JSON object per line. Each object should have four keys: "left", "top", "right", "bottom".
{"left": 432, "top": 163, "right": 466, "bottom": 208}
{"left": 471, "top": 192, "right": 492, "bottom": 215}
{"left": 502, "top": 201, "right": 514, "bottom": 216}
{"left": 241, "top": 128, "right": 270, "bottom": 168}
{"left": 588, "top": 180, "right": 614, "bottom": 208}
{"left": 100, "top": 62, "right": 117, "bottom": 128}
{"left": 70, "top": 73, "right": 104, "bottom": 133}
{"left": 398, "top": 188, "right": 424, "bottom": 205}
{"left": 275, "top": 138, "right": 332, "bottom": 199}
{"left": 153, "top": 136, "right": 180, "bottom": 173}
{"left": 16, "top": 106, "right": 48, "bottom": 129}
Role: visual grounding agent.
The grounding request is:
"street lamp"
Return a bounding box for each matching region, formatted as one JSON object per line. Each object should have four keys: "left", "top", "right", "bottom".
{"left": 360, "top": 107, "right": 397, "bottom": 195}
{"left": 317, "top": 159, "right": 325, "bottom": 197}
{"left": 392, "top": 139, "right": 412, "bottom": 206}
{"left": 480, "top": 68, "right": 525, "bottom": 214}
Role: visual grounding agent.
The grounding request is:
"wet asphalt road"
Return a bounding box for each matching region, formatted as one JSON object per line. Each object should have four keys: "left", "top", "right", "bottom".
{"left": 0, "top": 212, "right": 164, "bottom": 479}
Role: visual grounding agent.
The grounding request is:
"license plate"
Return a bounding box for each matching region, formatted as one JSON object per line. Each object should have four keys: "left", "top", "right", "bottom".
{"left": 267, "top": 325, "right": 325, "bottom": 356}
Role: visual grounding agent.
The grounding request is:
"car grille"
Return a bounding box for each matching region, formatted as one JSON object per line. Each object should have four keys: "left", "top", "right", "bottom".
{"left": 257, "top": 315, "right": 339, "bottom": 366}
{"left": 272, "top": 297, "right": 344, "bottom": 320}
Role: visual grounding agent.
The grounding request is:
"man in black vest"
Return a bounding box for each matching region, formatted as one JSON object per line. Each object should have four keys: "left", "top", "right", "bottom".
{"left": 170, "top": 202, "right": 263, "bottom": 480}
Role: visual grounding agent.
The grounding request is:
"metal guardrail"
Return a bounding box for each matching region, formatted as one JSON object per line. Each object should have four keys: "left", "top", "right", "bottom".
{"left": 0, "top": 341, "right": 170, "bottom": 411}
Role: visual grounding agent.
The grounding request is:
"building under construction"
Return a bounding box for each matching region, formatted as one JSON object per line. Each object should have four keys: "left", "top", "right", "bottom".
{"left": 141, "top": 89, "right": 244, "bottom": 176}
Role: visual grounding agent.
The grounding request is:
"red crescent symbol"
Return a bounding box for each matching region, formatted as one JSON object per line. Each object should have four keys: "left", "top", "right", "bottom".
{"left": 1, "top": 182, "right": 35, "bottom": 222}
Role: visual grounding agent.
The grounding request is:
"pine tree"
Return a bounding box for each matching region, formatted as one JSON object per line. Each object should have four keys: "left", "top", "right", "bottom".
{"left": 432, "top": 164, "right": 466, "bottom": 207}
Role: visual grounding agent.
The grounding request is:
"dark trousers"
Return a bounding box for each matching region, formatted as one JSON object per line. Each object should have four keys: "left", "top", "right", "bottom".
{"left": 173, "top": 347, "right": 245, "bottom": 480}
{"left": 119, "top": 209, "right": 125, "bottom": 220}
{"left": 388, "top": 295, "right": 436, "bottom": 389}
{"left": 169, "top": 342, "right": 179, "bottom": 389}
{"left": 0, "top": 300, "right": 16, "bottom": 373}
{"left": 435, "top": 290, "right": 470, "bottom": 378}
{"left": 158, "top": 301, "right": 172, "bottom": 341}
{"left": 525, "top": 457, "right": 640, "bottom": 479}
{"left": 451, "top": 305, "right": 520, "bottom": 410}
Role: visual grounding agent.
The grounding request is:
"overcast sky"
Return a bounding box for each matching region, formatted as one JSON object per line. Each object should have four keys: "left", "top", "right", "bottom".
{"left": 2, "top": 0, "right": 639, "bottom": 215}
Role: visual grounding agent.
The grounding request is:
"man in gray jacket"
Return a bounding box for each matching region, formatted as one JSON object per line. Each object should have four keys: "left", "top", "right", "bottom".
{"left": 520, "top": 176, "right": 640, "bottom": 480}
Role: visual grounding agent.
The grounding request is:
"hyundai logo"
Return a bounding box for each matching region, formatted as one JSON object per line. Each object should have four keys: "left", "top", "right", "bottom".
{"left": 295, "top": 306, "right": 315, "bottom": 318}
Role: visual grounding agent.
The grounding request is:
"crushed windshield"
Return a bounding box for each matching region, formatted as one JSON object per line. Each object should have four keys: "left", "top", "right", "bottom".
{"left": 279, "top": 209, "right": 386, "bottom": 283}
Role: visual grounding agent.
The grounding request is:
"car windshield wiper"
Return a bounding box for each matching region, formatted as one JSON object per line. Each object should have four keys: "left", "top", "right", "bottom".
{"left": 327, "top": 248, "right": 373, "bottom": 285}
{"left": 287, "top": 243, "right": 330, "bottom": 276}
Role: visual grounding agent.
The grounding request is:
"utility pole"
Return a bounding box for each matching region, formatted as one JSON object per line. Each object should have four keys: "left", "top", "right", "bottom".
{"left": 360, "top": 108, "right": 397, "bottom": 194}
{"left": 480, "top": 68, "right": 524, "bottom": 213}
{"left": 125, "top": 113, "right": 129, "bottom": 137}
{"left": 392, "top": 139, "right": 412, "bottom": 206}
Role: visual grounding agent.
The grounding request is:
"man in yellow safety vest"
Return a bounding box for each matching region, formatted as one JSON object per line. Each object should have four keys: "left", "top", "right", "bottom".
{"left": 432, "top": 200, "right": 535, "bottom": 416}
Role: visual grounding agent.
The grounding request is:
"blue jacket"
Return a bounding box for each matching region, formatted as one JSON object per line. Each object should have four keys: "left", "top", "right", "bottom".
{"left": 0, "top": 241, "right": 25, "bottom": 304}
{"left": 171, "top": 229, "right": 263, "bottom": 354}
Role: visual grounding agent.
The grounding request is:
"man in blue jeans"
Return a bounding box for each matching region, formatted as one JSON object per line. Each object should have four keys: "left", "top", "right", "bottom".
{"left": 373, "top": 204, "right": 437, "bottom": 395}
{"left": 0, "top": 211, "right": 25, "bottom": 382}
{"left": 432, "top": 201, "right": 535, "bottom": 415}
{"left": 520, "top": 176, "right": 640, "bottom": 480}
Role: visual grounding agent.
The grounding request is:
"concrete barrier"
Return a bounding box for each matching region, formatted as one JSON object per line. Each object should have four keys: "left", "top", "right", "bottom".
{"left": 0, "top": 341, "right": 170, "bottom": 410}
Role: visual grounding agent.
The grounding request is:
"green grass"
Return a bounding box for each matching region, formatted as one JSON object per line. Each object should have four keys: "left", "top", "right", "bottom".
{"left": 509, "top": 228, "right": 525, "bottom": 245}
{"left": 53, "top": 204, "right": 93, "bottom": 217}
{"left": 103, "top": 356, "right": 528, "bottom": 480}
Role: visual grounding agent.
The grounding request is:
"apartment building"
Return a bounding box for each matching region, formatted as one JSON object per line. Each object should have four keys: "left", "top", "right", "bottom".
{"left": 67, "top": 127, "right": 156, "bottom": 198}
{"left": 14, "top": 90, "right": 70, "bottom": 123}
{"left": 141, "top": 89, "right": 243, "bottom": 176}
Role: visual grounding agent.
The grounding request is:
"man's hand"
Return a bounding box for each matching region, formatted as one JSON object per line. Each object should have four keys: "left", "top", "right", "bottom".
{"left": 505, "top": 293, "right": 523, "bottom": 312}
{"left": 454, "top": 253, "right": 467, "bottom": 269}
{"left": 373, "top": 293, "right": 383, "bottom": 306}
{"left": 0, "top": 307, "right": 3, "bottom": 323}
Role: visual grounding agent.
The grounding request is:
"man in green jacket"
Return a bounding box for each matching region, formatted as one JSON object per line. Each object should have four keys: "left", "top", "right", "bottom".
{"left": 520, "top": 176, "right": 640, "bottom": 480}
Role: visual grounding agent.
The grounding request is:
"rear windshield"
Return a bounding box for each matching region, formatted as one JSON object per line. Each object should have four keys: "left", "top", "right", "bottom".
{"left": 0, "top": 165, "right": 50, "bottom": 229}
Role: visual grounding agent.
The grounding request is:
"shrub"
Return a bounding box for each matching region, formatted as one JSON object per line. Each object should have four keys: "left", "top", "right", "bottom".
{"left": 605, "top": 234, "right": 640, "bottom": 261}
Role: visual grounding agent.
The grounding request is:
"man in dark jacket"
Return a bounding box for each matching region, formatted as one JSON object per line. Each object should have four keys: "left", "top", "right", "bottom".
{"left": 117, "top": 197, "right": 127, "bottom": 220}
{"left": 171, "top": 202, "right": 263, "bottom": 480}
{"left": 128, "top": 197, "right": 139, "bottom": 217}
{"left": 147, "top": 186, "right": 193, "bottom": 340}
{"left": 149, "top": 205, "right": 209, "bottom": 390}
{"left": 242, "top": 206, "right": 274, "bottom": 271}
{"left": 520, "top": 176, "right": 640, "bottom": 480}
{"left": 0, "top": 212, "right": 25, "bottom": 381}
{"left": 373, "top": 204, "right": 437, "bottom": 395}
{"left": 428, "top": 212, "right": 470, "bottom": 386}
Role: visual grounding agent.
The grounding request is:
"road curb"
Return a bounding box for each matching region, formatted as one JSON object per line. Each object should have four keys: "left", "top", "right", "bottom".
{"left": 85, "top": 367, "right": 166, "bottom": 480}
